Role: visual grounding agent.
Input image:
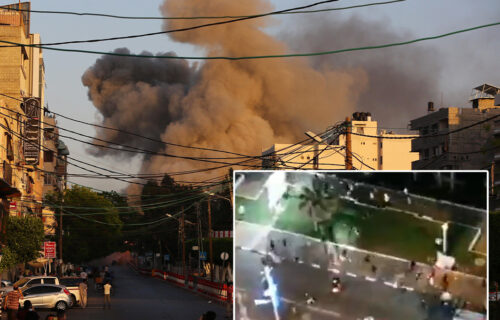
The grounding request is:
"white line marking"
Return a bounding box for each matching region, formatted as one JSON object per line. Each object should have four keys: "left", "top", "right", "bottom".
{"left": 365, "top": 276, "right": 377, "bottom": 282}
{"left": 311, "top": 263, "right": 321, "bottom": 269}
{"left": 346, "top": 272, "right": 357, "bottom": 278}
{"left": 281, "top": 297, "right": 342, "bottom": 318}
{"left": 329, "top": 268, "right": 341, "bottom": 274}
{"left": 402, "top": 286, "right": 415, "bottom": 291}
{"left": 384, "top": 281, "right": 398, "bottom": 288}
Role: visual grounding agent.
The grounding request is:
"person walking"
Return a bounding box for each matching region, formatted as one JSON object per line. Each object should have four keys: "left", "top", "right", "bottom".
{"left": 5, "top": 284, "right": 23, "bottom": 320}
{"left": 103, "top": 281, "right": 112, "bottom": 309}
{"left": 79, "top": 278, "right": 88, "bottom": 308}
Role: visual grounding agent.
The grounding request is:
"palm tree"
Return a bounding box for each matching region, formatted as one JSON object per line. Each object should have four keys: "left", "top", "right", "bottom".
{"left": 298, "top": 175, "right": 340, "bottom": 235}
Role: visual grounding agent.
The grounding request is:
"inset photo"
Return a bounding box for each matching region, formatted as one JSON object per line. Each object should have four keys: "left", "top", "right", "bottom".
{"left": 234, "top": 171, "right": 487, "bottom": 320}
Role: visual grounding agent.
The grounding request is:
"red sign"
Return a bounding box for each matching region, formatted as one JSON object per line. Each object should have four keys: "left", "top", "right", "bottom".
{"left": 9, "top": 202, "right": 16, "bottom": 210}
{"left": 44, "top": 241, "right": 56, "bottom": 259}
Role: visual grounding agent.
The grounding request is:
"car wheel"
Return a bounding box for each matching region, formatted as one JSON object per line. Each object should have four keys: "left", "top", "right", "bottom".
{"left": 55, "top": 301, "right": 67, "bottom": 311}
{"left": 70, "top": 295, "right": 77, "bottom": 307}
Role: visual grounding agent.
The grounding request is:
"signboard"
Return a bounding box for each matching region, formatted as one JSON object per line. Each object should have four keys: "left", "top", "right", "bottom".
{"left": 211, "top": 230, "right": 233, "bottom": 238}
{"left": 192, "top": 246, "right": 199, "bottom": 251}
{"left": 199, "top": 251, "right": 207, "bottom": 261}
{"left": 22, "top": 98, "right": 41, "bottom": 165}
{"left": 220, "top": 252, "right": 229, "bottom": 261}
{"left": 9, "top": 202, "right": 16, "bottom": 210}
{"left": 43, "top": 241, "right": 56, "bottom": 259}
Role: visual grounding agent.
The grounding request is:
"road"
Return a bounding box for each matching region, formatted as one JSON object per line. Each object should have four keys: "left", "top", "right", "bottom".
{"left": 5, "top": 265, "right": 225, "bottom": 320}
{"left": 235, "top": 248, "right": 437, "bottom": 320}
{"left": 235, "top": 221, "right": 487, "bottom": 318}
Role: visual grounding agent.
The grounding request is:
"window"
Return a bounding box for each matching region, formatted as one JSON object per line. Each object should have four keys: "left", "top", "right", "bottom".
{"left": 44, "top": 150, "right": 54, "bottom": 163}
{"left": 28, "top": 279, "right": 42, "bottom": 285}
{"left": 44, "top": 173, "right": 53, "bottom": 185}
{"left": 5, "top": 134, "right": 13, "bottom": 161}
{"left": 43, "top": 278, "right": 56, "bottom": 285}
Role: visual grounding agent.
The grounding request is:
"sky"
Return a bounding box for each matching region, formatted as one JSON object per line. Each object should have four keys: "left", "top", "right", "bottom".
{"left": 1, "top": 0, "right": 499, "bottom": 192}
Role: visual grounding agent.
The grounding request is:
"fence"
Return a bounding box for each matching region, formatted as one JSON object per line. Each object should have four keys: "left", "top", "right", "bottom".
{"left": 129, "top": 262, "right": 232, "bottom": 303}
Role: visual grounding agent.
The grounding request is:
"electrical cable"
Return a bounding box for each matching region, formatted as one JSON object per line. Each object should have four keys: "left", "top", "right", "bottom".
{"left": 349, "top": 113, "right": 500, "bottom": 139}
{"left": 1, "top": 0, "right": 340, "bottom": 47}
{"left": 0, "top": 22, "right": 498, "bottom": 60}
{"left": 0, "top": 1, "right": 404, "bottom": 20}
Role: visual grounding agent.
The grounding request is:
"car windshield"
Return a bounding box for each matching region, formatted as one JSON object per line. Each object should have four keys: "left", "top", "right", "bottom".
{"left": 13, "top": 278, "right": 30, "bottom": 287}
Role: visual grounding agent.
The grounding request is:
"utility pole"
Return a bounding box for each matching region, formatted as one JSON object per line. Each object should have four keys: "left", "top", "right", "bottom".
{"left": 181, "top": 206, "right": 186, "bottom": 278}
{"left": 492, "top": 161, "right": 495, "bottom": 195}
{"left": 208, "top": 199, "right": 213, "bottom": 281}
{"left": 345, "top": 117, "right": 353, "bottom": 170}
{"left": 58, "top": 192, "right": 63, "bottom": 277}
{"left": 196, "top": 203, "right": 201, "bottom": 277}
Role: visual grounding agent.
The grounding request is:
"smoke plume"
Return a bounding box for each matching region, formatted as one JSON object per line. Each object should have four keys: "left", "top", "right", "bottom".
{"left": 281, "top": 14, "right": 443, "bottom": 129}
{"left": 82, "top": 0, "right": 443, "bottom": 184}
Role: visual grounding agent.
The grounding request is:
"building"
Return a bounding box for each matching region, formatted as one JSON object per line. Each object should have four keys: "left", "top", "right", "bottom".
{"left": 0, "top": 2, "right": 46, "bottom": 218}
{"left": 262, "top": 112, "right": 419, "bottom": 170}
{"left": 41, "top": 112, "right": 69, "bottom": 235}
{"left": 410, "top": 84, "right": 500, "bottom": 170}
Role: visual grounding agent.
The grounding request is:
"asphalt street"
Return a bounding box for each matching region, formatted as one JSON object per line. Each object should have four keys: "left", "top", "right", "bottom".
{"left": 3, "top": 265, "right": 225, "bottom": 320}
{"left": 236, "top": 248, "right": 431, "bottom": 320}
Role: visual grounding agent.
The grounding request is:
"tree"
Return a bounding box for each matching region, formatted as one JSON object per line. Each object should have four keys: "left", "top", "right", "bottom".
{"left": 298, "top": 175, "right": 340, "bottom": 236}
{"left": 46, "top": 186, "right": 123, "bottom": 264}
{"left": 0, "top": 216, "right": 44, "bottom": 271}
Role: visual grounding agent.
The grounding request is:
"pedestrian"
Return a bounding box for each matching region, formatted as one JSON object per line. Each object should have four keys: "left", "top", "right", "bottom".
{"left": 371, "top": 265, "right": 377, "bottom": 274}
{"left": 5, "top": 284, "right": 23, "bottom": 320}
{"left": 79, "top": 278, "right": 88, "bottom": 308}
{"left": 199, "top": 311, "right": 216, "bottom": 320}
{"left": 56, "top": 310, "right": 66, "bottom": 320}
{"left": 409, "top": 260, "right": 416, "bottom": 272}
{"left": 17, "top": 300, "right": 39, "bottom": 320}
{"left": 103, "top": 281, "right": 112, "bottom": 309}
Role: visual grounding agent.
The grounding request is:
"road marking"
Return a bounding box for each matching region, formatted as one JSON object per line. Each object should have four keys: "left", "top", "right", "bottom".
{"left": 384, "top": 281, "right": 398, "bottom": 288}
{"left": 401, "top": 286, "right": 415, "bottom": 291}
{"left": 311, "top": 263, "right": 321, "bottom": 269}
{"left": 365, "top": 276, "right": 377, "bottom": 282}
{"left": 346, "top": 272, "right": 357, "bottom": 278}
{"left": 329, "top": 268, "right": 341, "bottom": 274}
{"left": 281, "top": 297, "right": 342, "bottom": 318}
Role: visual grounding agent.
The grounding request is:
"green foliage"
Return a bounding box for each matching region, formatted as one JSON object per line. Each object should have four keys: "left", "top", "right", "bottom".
{"left": 46, "top": 186, "right": 123, "bottom": 264}
{"left": 0, "top": 216, "right": 44, "bottom": 270}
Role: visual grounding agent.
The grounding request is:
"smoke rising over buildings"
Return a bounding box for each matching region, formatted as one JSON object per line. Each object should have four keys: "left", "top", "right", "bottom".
{"left": 82, "top": 0, "right": 445, "bottom": 184}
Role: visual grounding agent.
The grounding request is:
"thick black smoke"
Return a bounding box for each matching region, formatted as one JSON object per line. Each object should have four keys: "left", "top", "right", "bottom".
{"left": 82, "top": 48, "right": 193, "bottom": 158}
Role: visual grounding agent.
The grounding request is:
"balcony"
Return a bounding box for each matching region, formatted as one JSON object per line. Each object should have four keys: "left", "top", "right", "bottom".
{"left": 2, "top": 161, "right": 12, "bottom": 186}
{"left": 0, "top": 161, "right": 21, "bottom": 197}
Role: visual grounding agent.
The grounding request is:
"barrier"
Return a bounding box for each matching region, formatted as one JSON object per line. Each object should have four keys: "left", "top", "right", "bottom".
{"left": 133, "top": 266, "right": 232, "bottom": 303}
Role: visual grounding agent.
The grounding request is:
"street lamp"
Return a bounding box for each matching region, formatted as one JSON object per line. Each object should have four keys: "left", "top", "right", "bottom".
{"left": 203, "top": 191, "right": 232, "bottom": 281}
{"left": 441, "top": 222, "right": 449, "bottom": 254}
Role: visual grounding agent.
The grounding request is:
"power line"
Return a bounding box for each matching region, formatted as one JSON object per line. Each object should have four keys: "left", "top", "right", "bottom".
{"left": 349, "top": 113, "right": 500, "bottom": 139}
{"left": 0, "top": 93, "right": 253, "bottom": 159}
{"left": 2, "top": 0, "right": 339, "bottom": 47}
{"left": 1, "top": 22, "right": 498, "bottom": 59}
{"left": 0, "top": 1, "right": 404, "bottom": 20}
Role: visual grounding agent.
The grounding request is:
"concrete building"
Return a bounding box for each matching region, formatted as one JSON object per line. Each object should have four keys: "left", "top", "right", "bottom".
{"left": 262, "top": 112, "right": 419, "bottom": 170}
{"left": 410, "top": 84, "right": 500, "bottom": 170}
{"left": 0, "top": 2, "right": 46, "bottom": 218}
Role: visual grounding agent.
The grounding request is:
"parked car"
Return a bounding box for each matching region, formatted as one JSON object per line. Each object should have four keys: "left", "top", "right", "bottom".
{"left": 0, "top": 281, "right": 11, "bottom": 288}
{"left": 19, "top": 284, "right": 71, "bottom": 311}
{"left": 0, "top": 276, "right": 60, "bottom": 294}
{"left": 59, "top": 277, "right": 85, "bottom": 306}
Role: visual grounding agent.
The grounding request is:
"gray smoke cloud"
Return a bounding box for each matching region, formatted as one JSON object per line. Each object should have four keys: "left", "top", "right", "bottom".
{"left": 281, "top": 14, "right": 443, "bottom": 129}
{"left": 82, "top": 0, "right": 367, "bottom": 183}
{"left": 82, "top": 49, "right": 192, "bottom": 158}
{"left": 82, "top": 0, "right": 448, "bottom": 185}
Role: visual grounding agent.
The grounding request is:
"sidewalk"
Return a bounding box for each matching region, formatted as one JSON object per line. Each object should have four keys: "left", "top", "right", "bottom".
{"left": 236, "top": 221, "right": 487, "bottom": 312}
